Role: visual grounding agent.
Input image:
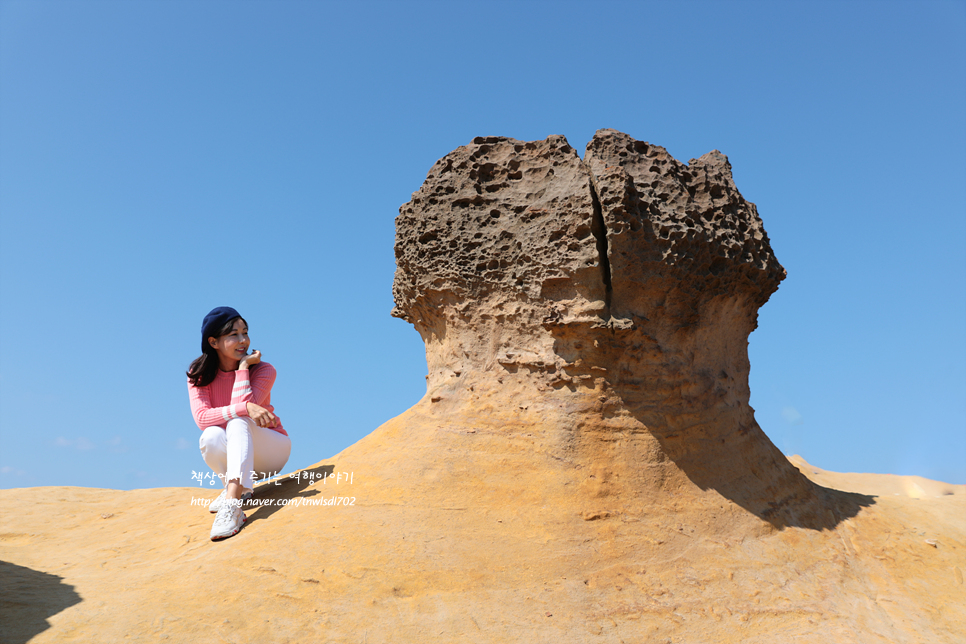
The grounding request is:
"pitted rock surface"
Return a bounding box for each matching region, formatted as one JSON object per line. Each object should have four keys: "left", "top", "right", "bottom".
{"left": 393, "top": 129, "right": 784, "bottom": 333}
{"left": 392, "top": 135, "right": 605, "bottom": 319}
{"left": 585, "top": 129, "right": 785, "bottom": 318}
{"left": 392, "top": 130, "right": 787, "bottom": 390}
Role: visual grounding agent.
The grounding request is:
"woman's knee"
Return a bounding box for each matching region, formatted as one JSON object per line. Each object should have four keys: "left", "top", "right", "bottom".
{"left": 199, "top": 426, "right": 226, "bottom": 454}
{"left": 252, "top": 429, "right": 292, "bottom": 473}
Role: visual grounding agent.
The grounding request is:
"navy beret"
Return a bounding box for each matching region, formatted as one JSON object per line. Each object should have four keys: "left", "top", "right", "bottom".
{"left": 201, "top": 306, "right": 242, "bottom": 353}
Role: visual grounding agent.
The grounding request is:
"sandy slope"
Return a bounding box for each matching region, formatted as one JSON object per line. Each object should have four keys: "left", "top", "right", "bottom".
{"left": 1, "top": 417, "right": 963, "bottom": 644}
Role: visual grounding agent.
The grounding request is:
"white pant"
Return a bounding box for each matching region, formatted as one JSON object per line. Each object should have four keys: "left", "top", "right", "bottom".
{"left": 199, "top": 418, "right": 291, "bottom": 492}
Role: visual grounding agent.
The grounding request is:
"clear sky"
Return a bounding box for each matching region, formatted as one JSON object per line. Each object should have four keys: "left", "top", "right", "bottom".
{"left": 1, "top": 0, "right": 963, "bottom": 490}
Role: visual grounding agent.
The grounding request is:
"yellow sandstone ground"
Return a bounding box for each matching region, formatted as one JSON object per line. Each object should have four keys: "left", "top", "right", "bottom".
{"left": 1, "top": 397, "right": 963, "bottom": 644}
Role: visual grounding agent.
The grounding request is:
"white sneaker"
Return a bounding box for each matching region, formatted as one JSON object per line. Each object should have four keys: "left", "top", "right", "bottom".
{"left": 210, "top": 500, "right": 246, "bottom": 541}
{"left": 209, "top": 488, "right": 253, "bottom": 513}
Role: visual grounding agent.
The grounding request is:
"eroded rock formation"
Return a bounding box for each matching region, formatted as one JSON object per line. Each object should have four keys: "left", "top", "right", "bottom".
{"left": 392, "top": 129, "right": 831, "bottom": 528}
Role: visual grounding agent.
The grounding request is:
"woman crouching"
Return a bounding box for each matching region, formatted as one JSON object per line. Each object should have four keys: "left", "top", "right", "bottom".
{"left": 187, "top": 306, "right": 291, "bottom": 541}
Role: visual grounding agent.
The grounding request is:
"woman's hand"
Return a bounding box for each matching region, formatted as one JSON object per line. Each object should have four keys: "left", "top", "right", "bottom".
{"left": 239, "top": 349, "right": 262, "bottom": 370}
{"left": 246, "top": 402, "right": 278, "bottom": 428}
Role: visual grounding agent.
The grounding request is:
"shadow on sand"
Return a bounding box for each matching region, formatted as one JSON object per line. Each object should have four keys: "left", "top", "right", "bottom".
{"left": 644, "top": 422, "right": 877, "bottom": 532}
{"left": 0, "top": 560, "right": 82, "bottom": 644}
{"left": 242, "top": 464, "right": 337, "bottom": 525}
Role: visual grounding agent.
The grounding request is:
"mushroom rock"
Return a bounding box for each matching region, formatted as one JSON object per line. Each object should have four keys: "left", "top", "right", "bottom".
{"left": 390, "top": 129, "right": 845, "bottom": 531}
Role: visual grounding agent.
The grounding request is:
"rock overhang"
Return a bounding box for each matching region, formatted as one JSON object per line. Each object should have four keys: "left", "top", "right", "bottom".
{"left": 392, "top": 129, "right": 785, "bottom": 387}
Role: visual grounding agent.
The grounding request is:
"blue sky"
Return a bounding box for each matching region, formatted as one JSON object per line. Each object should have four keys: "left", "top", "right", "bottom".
{"left": 1, "top": 0, "right": 963, "bottom": 490}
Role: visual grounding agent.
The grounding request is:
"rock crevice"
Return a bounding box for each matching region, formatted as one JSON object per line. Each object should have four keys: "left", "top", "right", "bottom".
{"left": 587, "top": 177, "right": 613, "bottom": 314}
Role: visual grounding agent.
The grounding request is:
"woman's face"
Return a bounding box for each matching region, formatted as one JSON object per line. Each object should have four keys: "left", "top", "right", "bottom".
{"left": 208, "top": 318, "right": 250, "bottom": 370}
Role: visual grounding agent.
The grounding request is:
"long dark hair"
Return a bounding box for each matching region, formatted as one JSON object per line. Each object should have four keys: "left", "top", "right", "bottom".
{"left": 186, "top": 315, "right": 248, "bottom": 387}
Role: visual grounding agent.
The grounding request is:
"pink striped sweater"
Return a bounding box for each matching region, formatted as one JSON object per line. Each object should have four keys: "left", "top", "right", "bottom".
{"left": 188, "top": 362, "right": 287, "bottom": 436}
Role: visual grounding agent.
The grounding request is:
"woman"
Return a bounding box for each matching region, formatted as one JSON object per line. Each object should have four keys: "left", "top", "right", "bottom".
{"left": 187, "top": 306, "right": 291, "bottom": 541}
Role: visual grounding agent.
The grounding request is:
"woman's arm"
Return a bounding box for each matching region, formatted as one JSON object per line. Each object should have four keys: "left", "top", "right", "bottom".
{"left": 187, "top": 381, "right": 248, "bottom": 430}
{"left": 230, "top": 360, "right": 276, "bottom": 407}
{"left": 231, "top": 361, "right": 279, "bottom": 428}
